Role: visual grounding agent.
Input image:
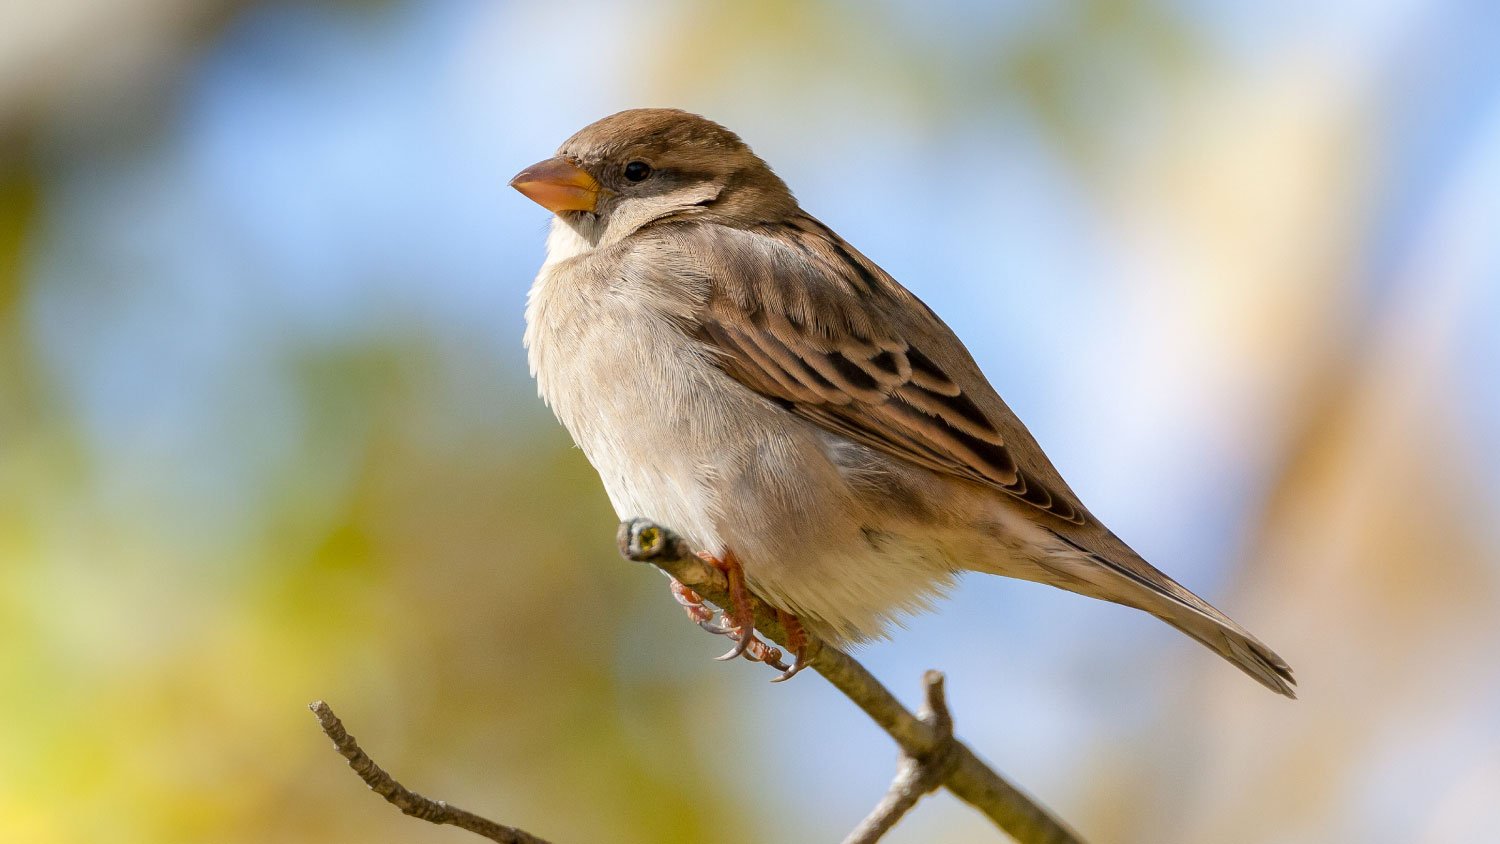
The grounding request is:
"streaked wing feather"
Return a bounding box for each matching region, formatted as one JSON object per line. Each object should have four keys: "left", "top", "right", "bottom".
{"left": 680, "top": 217, "right": 1087, "bottom": 526}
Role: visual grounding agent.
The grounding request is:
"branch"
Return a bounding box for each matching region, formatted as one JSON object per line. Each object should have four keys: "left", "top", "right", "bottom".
{"left": 309, "top": 700, "right": 552, "bottom": 844}
{"left": 309, "top": 520, "right": 1084, "bottom": 844}
{"left": 619, "top": 518, "right": 1085, "bottom": 844}
{"left": 842, "top": 670, "right": 955, "bottom": 844}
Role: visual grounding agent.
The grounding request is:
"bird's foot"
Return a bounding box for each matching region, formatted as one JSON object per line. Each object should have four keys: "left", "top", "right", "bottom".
{"left": 670, "top": 550, "right": 809, "bottom": 681}
{"left": 769, "top": 608, "right": 811, "bottom": 683}
{"left": 670, "top": 578, "right": 729, "bottom": 635}
{"left": 697, "top": 550, "right": 759, "bottom": 662}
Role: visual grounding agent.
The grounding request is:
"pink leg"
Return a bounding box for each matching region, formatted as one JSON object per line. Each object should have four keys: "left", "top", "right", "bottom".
{"left": 770, "top": 608, "right": 811, "bottom": 683}
{"left": 670, "top": 549, "right": 812, "bottom": 681}
{"left": 698, "top": 550, "right": 757, "bottom": 661}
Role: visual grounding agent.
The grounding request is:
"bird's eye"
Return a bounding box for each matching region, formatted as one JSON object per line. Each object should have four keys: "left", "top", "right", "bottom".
{"left": 623, "top": 161, "right": 652, "bottom": 182}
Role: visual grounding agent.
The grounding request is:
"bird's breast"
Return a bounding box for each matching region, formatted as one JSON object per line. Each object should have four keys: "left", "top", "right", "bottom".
{"left": 525, "top": 257, "right": 770, "bottom": 548}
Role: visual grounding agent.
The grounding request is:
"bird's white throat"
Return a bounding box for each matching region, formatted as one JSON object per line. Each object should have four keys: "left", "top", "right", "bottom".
{"left": 542, "top": 215, "right": 601, "bottom": 269}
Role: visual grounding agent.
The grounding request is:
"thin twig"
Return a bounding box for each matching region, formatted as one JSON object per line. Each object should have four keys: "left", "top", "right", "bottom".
{"left": 309, "top": 700, "right": 552, "bottom": 844}
{"left": 842, "top": 671, "right": 957, "bottom": 844}
{"left": 619, "top": 518, "right": 1085, "bottom": 844}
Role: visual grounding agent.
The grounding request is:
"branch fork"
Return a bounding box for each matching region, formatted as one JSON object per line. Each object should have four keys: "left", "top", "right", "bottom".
{"left": 842, "top": 670, "right": 959, "bottom": 844}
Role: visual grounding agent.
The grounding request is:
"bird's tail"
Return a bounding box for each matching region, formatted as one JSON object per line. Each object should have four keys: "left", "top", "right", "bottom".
{"left": 1100, "top": 560, "right": 1297, "bottom": 697}
{"left": 1148, "top": 599, "right": 1297, "bottom": 697}
{"left": 1092, "top": 562, "right": 1297, "bottom": 697}
{"left": 1039, "top": 530, "right": 1297, "bottom": 697}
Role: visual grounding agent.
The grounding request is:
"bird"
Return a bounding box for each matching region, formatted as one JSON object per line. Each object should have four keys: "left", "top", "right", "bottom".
{"left": 510, "top": 108, "right": 1295, "bottom": 697}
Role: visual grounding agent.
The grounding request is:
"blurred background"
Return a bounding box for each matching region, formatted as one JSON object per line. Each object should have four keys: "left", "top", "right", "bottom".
{"left": 2, "top": 1, "right": 1498, "bottom": 842}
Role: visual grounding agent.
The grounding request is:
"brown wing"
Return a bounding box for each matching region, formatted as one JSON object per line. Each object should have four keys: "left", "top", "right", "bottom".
{"left": 671, "top": 216, "right": 1087, "bottom": 526}
{"left": 643, "top": 217, "right": 1297, "bottom": 696}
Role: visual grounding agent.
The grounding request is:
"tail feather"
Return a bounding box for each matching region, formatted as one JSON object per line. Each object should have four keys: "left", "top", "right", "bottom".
{"left": 1099, "top": 553, "right": 1297, "bottom": 697}
{"left": 1043, "top": 528, "right": 1297, "bottom": 697}
{"left": 1159, "top": 605, "right": 1297, "bottom": 698}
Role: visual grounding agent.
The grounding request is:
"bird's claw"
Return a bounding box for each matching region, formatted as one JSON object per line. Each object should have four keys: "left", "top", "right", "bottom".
{"left": 667, "top": 555, "right": 812, "bottom": 681}
{"left": 715, "top": 632, "right": 752, "bottom": 661}
{"left": 671, "top": 580, "right": 717, "bottom": 625}
{"left": 770, "top": 657, "right": 807, "bottom": 683}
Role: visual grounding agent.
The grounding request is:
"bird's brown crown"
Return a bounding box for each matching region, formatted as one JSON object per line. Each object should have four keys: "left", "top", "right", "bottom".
{"left": 559, "top": 108, "right": 748, "bottom": 162}
{"left": 557, "top": 108, "right": 797, "bottom": 224}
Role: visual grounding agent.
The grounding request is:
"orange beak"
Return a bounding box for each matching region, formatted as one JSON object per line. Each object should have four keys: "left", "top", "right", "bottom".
{"left": 509, "top": 156, "right": 600, "bottom": 214}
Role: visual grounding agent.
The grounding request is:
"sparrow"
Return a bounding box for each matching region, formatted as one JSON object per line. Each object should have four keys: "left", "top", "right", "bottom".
{"left": 511, "top": 108, "right": 1295, "bottom": 696}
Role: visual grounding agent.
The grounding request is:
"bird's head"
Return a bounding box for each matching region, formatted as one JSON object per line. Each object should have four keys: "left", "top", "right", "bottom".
{"left": 510, "top": 108, "right": 796, "bottom": 245}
